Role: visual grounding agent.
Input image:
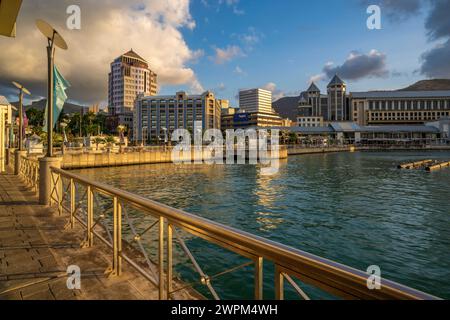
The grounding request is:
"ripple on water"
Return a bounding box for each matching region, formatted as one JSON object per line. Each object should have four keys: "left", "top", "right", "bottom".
{"left": 74, "top": 151, "right": 450, "bottom": 299}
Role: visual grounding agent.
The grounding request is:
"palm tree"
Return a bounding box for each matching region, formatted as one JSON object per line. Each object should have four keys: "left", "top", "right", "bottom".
{"left": 104, "top": 136, "right": 115, "bottom": 153}
{"left": 93, "top": 137, "right": 105, "bottom": 151}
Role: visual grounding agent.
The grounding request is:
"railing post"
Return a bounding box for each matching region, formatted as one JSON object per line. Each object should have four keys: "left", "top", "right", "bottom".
{"left": 275, "top": 265, "right": 284, "bottom": 300}
{"left": 254, "top": 257, "right": 263, "bottom": 300}
{"left": 112, "top": 197, "right": 122, "bottom": 276}
{"left": 70, "top": 178, "right": 75, "bottom": 229}
{"left": 39, "top": 157, "right": 62, "bottom": 206}
{"left": 167, "top": 223, "right": 173, "bottom": 300}
{"left": 57, "top": 173, "right": 63, "bottom": 216}
{"left": 86, "top": 185, "right": 94, "bottom": 247}
{"left": 14, "top": 150, "right": 26, "bottom": 175}
{"left": 159, "top": 216, "right": 165, "bottom": 300}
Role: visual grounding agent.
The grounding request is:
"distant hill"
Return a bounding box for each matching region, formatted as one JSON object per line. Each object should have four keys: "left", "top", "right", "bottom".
{"left": 272, "top": 96, "right": 300, "bottom": 121}
{"left": 398, "top": 79, "right": 450, "bottom": 91}
{"left": 11, "top": 99, "right": 87, "bottom": 114}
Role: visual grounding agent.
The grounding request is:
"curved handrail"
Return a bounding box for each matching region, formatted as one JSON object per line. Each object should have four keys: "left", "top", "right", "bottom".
{"left": 50, "top": 166, "right": 439, "bottom": 300}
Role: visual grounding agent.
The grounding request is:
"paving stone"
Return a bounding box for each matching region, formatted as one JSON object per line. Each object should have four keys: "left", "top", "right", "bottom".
{"left": 0, "top": 170, "right": 199, "bottom": 301}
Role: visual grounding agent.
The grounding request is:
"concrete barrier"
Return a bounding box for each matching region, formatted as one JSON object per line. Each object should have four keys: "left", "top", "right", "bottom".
{"left": 60, "top": 146, "right": 288, "bottom": 169}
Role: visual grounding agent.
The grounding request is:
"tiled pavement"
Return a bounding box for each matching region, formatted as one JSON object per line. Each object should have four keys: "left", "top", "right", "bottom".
{"left": 0, "top": 170, "right": 197, "bottom": 300}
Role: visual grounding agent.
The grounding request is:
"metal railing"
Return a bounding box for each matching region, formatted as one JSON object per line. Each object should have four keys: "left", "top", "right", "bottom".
{"left": 48, "top": 167, "right": 438, "bottom": 300}
{"left": 19, "top": 156, "right": 40, "bottom": 194}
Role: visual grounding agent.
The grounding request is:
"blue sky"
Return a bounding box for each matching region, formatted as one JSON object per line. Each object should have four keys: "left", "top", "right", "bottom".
{"left": 1, "top": 0, "right": 448, "bottom": 107}
{"left": 161, "top": 0, "right": 433, "bottom": 106}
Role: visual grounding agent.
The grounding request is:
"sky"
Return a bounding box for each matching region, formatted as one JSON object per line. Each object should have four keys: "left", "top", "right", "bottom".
{"left": 0, "top": 0, "right": 449, "bottom": 107}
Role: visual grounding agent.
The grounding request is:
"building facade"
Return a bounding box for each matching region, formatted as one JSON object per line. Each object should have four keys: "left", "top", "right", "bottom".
{"left": 221, "top": 111, "right": 283, "bottom": 130}
{"left": 239, "top": 88, "right": 273, "bottom": 113}
{"left": 134, "top": 91, "right": 222, "bottom": 144}
{"left": 108, "top": 49, "right": 157, "bottom": 115}
{"left": 327, "top": 75, "right": 348, "bottom": 121}
{"left": 350, "top": 91, "right": 450, "bottom": 126}
{"left": 297, "top": 77, "right": 450, "bottom": 127}
{"left": 297, "top": 116, "right": 324, "bottom": 127}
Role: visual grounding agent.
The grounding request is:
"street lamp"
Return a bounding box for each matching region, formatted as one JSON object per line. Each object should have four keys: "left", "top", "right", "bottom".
{"left": 60, "top": 121, "right": 68, "bottom": 155}
{"left": 36, "top": 19, "right": 68, "bottom": 157}
{"left": 11, "top": 81, "right": 30, "bottom": 151}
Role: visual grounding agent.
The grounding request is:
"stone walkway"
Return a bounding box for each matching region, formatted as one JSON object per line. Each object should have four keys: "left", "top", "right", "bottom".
{"left": 0, "top": 170, "right": 198, "bottom": 300}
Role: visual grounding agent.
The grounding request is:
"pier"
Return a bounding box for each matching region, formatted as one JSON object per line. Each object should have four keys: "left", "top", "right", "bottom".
{"left": 398, "top": 159, "right": 433, "bottom": 169}
{"left": 0, "top": 166, "right": 199, "bottom": 300}
{"left": 426, "top": 161, "right": 450, "bottom": 172}
{"left": 0, "top": 150, "right": 440, "bottom": 300}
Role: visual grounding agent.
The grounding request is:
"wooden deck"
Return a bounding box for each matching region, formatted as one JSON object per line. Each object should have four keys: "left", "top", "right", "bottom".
{"left": 0, "top": 170, "right": 196, "bottom": 300}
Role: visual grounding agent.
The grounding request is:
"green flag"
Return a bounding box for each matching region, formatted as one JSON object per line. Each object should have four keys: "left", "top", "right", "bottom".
{"left": 44, "top": 66, "right": 70, "bottom": 132}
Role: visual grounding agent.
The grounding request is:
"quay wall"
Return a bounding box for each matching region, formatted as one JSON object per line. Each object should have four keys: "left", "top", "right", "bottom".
{"left": 61, "top": 147, "right": 288, "bottom": 169}
{"left": 287, "top": 146, "right": 356, "bottom": 155}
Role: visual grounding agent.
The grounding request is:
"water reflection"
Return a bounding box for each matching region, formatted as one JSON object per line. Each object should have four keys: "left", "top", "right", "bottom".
{"left": 74, "top": 151, "right": 450, "bottom": 299}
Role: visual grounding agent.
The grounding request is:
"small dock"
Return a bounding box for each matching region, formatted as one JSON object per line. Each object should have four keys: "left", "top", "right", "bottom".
{"left": 398, "top": 159, "right": 450, "bottom": 172}
{"left": 398, "top": 159, "right": 433, "bottom": 169}
{"left": 426, "top": 161, "right": 450, "bottom": 172}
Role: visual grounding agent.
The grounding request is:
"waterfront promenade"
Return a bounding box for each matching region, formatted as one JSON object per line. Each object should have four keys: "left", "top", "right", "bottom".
{"left": 0, "top": 169, "right": 196, "bottom": 300}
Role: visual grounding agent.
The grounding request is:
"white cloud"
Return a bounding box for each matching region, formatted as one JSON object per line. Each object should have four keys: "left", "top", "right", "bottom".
{"left": 218, "top": 0, "right": 245, "bottom": 15}
{"left": 0, "top": 0, "right": 204, "bottom": 104}
{"left": 211, "top": 45, "right": 244, "bottom": 64}
{"left": 234, "top": 66, "right": 246, "bottom": 75}
{"left": 262, "top": 82, "right": 286, "bottom": 101}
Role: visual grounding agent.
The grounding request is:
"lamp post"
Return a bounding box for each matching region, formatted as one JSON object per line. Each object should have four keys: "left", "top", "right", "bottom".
{"left": 11, "top": 82, "right": 30, "bottom": 151}
{"left": 11, "top": 81, "right": 30, "bottom": 175}
{"left": 36, "top": 19, "right": 68, "bottom": 157}
{"left": 60, "top": 121, "right": 68, "bottom": 155}
{"left": 35, "top": 19, "right": 68, "bottom": 205}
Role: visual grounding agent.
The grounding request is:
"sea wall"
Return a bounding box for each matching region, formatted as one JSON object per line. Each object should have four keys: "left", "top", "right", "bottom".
{"left": 61, "top": 146, "right": 288, "bottom": 169}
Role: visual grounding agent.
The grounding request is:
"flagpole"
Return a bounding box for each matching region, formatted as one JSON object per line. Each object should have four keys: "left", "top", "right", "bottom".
{"left": 36, "top": 19, "right": 68, "bottom": 206}
{"left": 46, "top": 34, "right": 55, "bottom": 157}
{"left": 18, "top": 88, "right": 23, "bottom": 151}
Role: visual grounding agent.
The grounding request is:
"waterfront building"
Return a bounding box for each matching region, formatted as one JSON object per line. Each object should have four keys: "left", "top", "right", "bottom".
{"left": 297, "top": 116, "right": 324, "bottom": 127}
{"left": 107, "top": 49, "right": 157, "bottom": 135}
{"left": 221, "top": 110, "right": 283, "bottom": 130}
{"left": 297, "top": 85, "right": 327, "bottom": 127}
{"left": 239, "top": 88, "right": 273, "bottom": 114}
{"left": 350, "top": 91, "right": 450, "bottom": 126}
{"left": 108, "top": 49, "right": 157, "bottom": 115}
{"left": 306, "top": 82, "right": 321, "bottom": 116}
{"left": 279, "top": 120, "right": 449, "bottom": 145}
{"left": 327, "top": 75, "right": 348, "bottom": 121}
{"left": 134, "top": 91, "right": 222, "bottom": 144}
{"left": 297, "top": 78, "right": 450, "bottom": 127}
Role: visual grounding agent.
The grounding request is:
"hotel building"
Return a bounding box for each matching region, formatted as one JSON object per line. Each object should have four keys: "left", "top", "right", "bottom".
{"left": 134, "top": 91, "right": 222, "bottom": 144}
{"left": 297, "top": 77, "right": 450, "bottom": 127}
{"left": 221, "top": 111, "right": 283, "bottom": 130}
{"left": 350, "top": 91, "right": 450, "bottom": 126}
{"left": 239, "top": 88, "right": 273, "bottom": 114}
{"left": 220, "top": 88, "right": 283, "bottom": 130}
{"left": 108, "top": 49, "right": 157, "bottom": 133}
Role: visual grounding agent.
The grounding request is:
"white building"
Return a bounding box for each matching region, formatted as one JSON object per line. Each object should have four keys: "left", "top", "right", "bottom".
{"left": 239, "top": 88, "right": 273, "bottom": 114}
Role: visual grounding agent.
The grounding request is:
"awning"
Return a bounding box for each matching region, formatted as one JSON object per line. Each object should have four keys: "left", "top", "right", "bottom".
{"left": 0, "top": 0, "right": 23, "bottom": 37}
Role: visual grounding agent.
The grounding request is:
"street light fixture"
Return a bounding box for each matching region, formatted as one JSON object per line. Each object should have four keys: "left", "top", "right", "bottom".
{"left": 11, "top": 81, "right": 30, "bottom": 151}
{"left": 60, "top": 121, "right": 68, "bottom": 155}
{"left": 36, "top": 19, "right": 68, "bottom": 157}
